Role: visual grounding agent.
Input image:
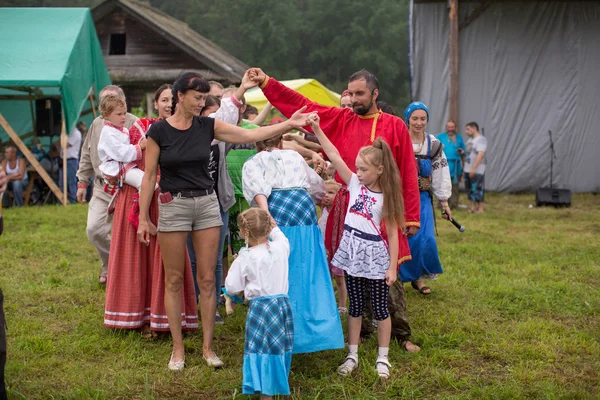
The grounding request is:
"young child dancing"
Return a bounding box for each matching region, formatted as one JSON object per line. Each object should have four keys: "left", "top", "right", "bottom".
{"left": 224, "top": 208, "right": 294, "bottom": 399}
{"left": 319, "top": 179, "right": 348, "bottom": 314}
{"left": 309, "top": 113, "right": 404, "bottom": 379}
{"left": 97, "top": 94, "right": 147, "bottom": 191}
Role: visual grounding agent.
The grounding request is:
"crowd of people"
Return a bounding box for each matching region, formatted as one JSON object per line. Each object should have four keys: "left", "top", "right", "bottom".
{"left": 0, "top": 64, "right": 489, "bottom": 399}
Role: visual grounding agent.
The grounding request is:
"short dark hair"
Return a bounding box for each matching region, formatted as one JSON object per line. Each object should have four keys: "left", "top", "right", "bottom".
{"left": 348, "top": 69, "right": 379, "bottom": 92}
{"left": 377, "top": 100, "right": 395, "bottom": 116}
{"left": 466, "top": 121, "right": 479, "bottom": 131}
{"left": 172, "top": 72, "right": 211, "bottom": 112}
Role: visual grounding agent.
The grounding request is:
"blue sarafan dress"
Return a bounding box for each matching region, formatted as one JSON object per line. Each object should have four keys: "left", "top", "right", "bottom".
{"left": 224, "top": 227, "right": 294, "bottom": 396}
{"left": 243, "top": 149, "right": 344, "bottom": 354}
{"left": 400, "top": 134, "right": 452, "bottom": 283}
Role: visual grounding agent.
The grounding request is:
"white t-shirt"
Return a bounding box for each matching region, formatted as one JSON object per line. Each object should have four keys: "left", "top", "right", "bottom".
{"left": 344, "top": 174, "right": 384, "bottom": 234}
{"left": 61, "top": 128, "right": 82, "bottom": 160}
{"left": 224, "top": 227, "right": 290, "bottom": 300}
{"left": 464, "top": 135, "right": 487, "bottom": 174}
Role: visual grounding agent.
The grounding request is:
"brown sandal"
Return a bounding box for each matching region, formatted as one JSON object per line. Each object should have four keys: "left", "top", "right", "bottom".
{"left": 411, "top": 281, "right": 431, "bottom": 295}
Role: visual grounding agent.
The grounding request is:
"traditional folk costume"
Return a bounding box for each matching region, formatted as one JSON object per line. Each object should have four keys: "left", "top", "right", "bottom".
{"left": 242, "top": 149, "right": 344, "bottom": 354}
{"left": 104, "top": 118, "right": 198, "bottom": 332}
{"left": 257, "top": 76, "right": 420, "bottom": 266}
{"left": 225, "top": 227, "right": 294, "bottom": 396}
{"left": 400, "top": 103, "right": 452, "bottom": 283}
{"left": 97, "top": 122, "right": 144, "bottom": 189}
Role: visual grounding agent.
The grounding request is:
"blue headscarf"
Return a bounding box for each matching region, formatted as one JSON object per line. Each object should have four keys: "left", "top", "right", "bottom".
{"left": 403, "top": 101, "right": 429, "bottom": 126}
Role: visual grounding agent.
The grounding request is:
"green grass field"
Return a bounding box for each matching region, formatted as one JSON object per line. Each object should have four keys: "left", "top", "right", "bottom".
{"left": 1, "top": 193, "right": 599, "bottom": 399}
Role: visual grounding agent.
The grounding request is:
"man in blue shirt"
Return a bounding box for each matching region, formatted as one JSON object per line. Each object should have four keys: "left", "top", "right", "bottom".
{"left": 436, "top": 120, "right": 466, "bottom": 209}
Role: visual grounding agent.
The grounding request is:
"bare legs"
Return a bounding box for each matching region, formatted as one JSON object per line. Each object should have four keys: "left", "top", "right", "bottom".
{"left": 158, "top": 226, "right": 220, "bottom": 365}
{"left": 191, "top": 227, "right": 220, "bottom": 358}
{"left": 157, "top": 231, "right": 188, "bottom": 363}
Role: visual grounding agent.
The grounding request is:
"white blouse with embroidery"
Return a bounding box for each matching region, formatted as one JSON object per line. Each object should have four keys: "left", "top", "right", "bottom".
{"left": 413, "top": 134, "right": 452, "bottom": 201}
{"left": 224, "top": 227, "right": 290, "bottom": 300}
{"left": 98, "top": 125, "right": 141, "bottom": 177}
{"left": 242, "top": 149, "right": 325, "bottom": 205}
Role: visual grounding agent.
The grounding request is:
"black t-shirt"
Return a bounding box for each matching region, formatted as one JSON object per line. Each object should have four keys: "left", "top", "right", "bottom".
{"left": 147, "top": 117, "right": 215, "bottom": 192}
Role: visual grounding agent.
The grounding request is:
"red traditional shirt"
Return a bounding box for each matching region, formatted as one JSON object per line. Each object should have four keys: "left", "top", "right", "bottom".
{"left": 260, "top": 77, "right": 420, "bottom": 228}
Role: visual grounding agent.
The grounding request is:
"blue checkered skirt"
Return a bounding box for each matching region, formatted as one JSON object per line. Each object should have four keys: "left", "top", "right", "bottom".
{"left": 243, "top": 295, "right": 294, "bottom": 396}
{"left": 266, "top": 189, "right": 344, "bottom": 354}
{"left": 268, "top": 188, "right": 317, "bottom": 226}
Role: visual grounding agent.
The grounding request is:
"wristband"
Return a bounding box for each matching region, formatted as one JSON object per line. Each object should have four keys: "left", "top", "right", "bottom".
{"left": 77, "top": 182, "right": 89, "bottom": 189}
{"left": 230, "top": 95, "right": 242, "bottom": 108}
{"left": 259, "top": 75, "right": 270, "bottom": 89}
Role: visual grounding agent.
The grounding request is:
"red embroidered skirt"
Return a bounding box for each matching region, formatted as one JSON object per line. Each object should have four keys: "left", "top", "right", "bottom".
{"left": 104, "top": 184, "right": 198, "bottom": 331}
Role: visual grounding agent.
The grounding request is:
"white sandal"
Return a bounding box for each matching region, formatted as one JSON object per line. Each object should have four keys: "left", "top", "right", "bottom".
{"left": 168, "top": 352, "right": 185, "bottom": 371}
{"left": 376, "top": 357, "right": 391, "bottom": 379}
{"left": 337, "top": 354, "right": 358, "bottom": 376}
{"left": 203, "top": 354, "right": 224, "bottom": 368}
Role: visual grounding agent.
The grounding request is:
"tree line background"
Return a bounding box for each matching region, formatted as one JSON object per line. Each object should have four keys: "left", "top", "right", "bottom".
{"left": 2, "top": 0, "right": 412, "bottom": 111}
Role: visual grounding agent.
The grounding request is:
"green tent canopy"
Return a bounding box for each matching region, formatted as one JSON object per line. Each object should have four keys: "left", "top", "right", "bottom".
{"left": 0, "top": 7, "right": 111, "bottom": 143}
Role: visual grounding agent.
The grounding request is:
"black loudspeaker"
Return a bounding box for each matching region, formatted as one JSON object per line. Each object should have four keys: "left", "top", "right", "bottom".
{"left": 35, "top": 98, "right": 62, "bottom": 137}
{"left": 536, "top": 188, "right": 572, "bottom": 207}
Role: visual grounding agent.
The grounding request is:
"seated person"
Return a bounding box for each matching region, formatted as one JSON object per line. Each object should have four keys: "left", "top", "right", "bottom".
{"left": 31, "top": 138, "right": 52, "bottom": 171}
{"left": 1, "top": 145, "right": 29, "bottom": 207}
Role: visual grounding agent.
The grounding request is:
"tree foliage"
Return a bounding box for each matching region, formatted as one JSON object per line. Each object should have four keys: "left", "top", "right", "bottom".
{"left": 148, "top": 0, "right": 411, "bottom": 110}
{"left": 0, "top": 0, "right": 412, "bottom": 110}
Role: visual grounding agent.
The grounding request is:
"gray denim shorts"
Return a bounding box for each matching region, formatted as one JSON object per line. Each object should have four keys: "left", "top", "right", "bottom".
{"left": 157, "top": 192, "right": 223, "bottom": 232}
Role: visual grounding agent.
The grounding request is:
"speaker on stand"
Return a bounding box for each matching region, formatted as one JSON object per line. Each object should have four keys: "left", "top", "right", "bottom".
{"left": 536, "top": 130, "right": 571, "bottom": 207}
{"left": 35, "top": 98, "right": 62, "bottom": 204}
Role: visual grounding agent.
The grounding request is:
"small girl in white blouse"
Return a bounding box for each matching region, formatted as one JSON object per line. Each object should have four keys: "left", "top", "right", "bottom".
{"left": 224, "top": 208, "right": 294, "bottom": 400}
{"left": 97, "top": 94, "right": 146, "bottom": 190}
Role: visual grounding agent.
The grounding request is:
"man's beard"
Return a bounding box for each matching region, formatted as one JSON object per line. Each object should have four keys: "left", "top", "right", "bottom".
{"left": 353, "top": 99, "right": 373, "bottom": 115}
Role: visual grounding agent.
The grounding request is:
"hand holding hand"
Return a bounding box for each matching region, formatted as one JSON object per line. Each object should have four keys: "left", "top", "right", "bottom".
{"left": 312, "top": 152, "right": 325, "bottom": 174}
{"left": 248, "top": 68, "right": 266, "bottom": 84}
{"left": 241, "top": 69, "right": 259, "bottom": 90}
{"left": 307, "top": 112, "right": 321, "bottom": 129}
{"left": 287, "top": 106, "right": 313, "bottom": 129}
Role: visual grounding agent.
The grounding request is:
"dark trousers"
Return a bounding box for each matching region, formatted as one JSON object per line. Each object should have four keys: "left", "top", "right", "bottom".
{"left": 449, "top": 182, "right": 460, "bottom": 209}
{"left": 361, "top": 278, "right": 411, "bottom": 342}
{"left": 58, "top": 158, "right": 79, "bottom": 204}
{"left": 0, "top": 288, "right": 7, "bottom": 400}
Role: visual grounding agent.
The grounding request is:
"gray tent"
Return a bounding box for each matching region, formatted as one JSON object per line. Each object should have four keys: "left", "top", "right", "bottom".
{"left": 409, "top": 0, "right": 600, "bottom": 193}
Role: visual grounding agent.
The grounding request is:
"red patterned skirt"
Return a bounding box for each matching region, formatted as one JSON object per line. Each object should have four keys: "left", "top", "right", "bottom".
{"left": 104, "top": 184, "right": 198, "bottom": 331}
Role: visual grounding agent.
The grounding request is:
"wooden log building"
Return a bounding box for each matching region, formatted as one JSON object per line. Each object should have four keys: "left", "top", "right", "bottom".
{"left": 92, "top": 0, "right": 248, "bottom": 116}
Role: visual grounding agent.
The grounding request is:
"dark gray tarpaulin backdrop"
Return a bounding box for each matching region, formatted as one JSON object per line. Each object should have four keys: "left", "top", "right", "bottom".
{"left": 409, "top": 1, "right": 600, "bottom": 193}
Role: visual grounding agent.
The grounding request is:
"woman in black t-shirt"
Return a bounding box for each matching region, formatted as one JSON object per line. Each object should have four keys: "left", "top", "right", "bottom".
{"left": 138, "top": 71, "right": 312, "bottom": 371}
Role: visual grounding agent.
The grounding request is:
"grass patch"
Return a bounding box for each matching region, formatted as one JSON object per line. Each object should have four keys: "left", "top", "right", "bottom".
{"left": 1, "top": 193, "right": 599, "bottom": 399}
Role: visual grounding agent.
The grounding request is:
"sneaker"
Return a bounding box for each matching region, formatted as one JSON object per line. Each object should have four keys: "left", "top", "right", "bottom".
{"left": 337, "top": 354, "right": 358, "bottom": 376}
{"left": 215, "top": 310, "right": 224, "bottom": 325}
